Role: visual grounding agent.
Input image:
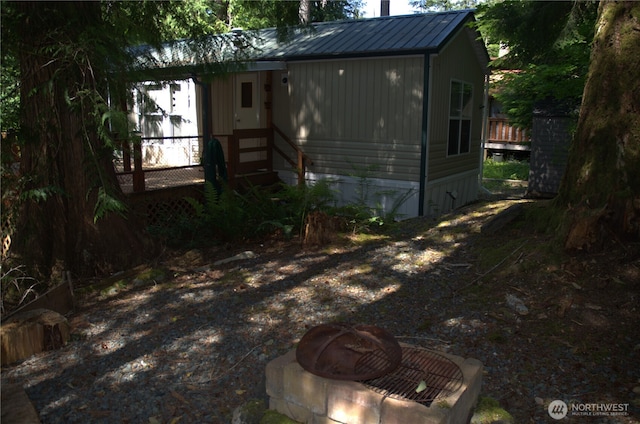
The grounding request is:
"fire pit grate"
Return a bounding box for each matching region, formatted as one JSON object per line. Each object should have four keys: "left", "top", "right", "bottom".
{"left": 361, "top": 346, "right": 463, "bottom": 406}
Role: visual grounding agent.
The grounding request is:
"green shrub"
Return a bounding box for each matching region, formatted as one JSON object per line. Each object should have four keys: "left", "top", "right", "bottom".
{"left": 149, "top": 172, "right": 414, "bottom": 249}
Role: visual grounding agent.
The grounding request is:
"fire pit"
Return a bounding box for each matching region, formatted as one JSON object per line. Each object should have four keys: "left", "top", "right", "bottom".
{"left": 266, "top": 324, "right": 482, "bottom": 424}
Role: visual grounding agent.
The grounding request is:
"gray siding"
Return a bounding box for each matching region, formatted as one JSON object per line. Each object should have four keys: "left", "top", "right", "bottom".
{"left": 427, "top": 28, "right": 485, "bottom": 181}
{"left": 274, "top": 56, "right": 424, "bottom": 182}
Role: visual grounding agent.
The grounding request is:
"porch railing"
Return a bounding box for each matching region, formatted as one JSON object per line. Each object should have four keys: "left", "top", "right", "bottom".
{"left": 116, "top": 128, "right": 312, "bottom": 193}
{"left": 487, "top": 117, "right": 530, "bottom": 143}
{"left": 115, "top": 135, "right": 204, "bottom": 193}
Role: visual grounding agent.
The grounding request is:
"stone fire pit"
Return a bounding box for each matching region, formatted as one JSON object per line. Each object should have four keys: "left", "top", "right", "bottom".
{"left": 266, "top": 343, "right": 483, "bottom": 424}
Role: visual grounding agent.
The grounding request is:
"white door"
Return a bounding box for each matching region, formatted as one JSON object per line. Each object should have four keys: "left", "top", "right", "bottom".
{"left": 234, "top": 73, "right": 266, "bottom": 165}
{"left": 234, "top": 73, "right": 260, "bottom": 129}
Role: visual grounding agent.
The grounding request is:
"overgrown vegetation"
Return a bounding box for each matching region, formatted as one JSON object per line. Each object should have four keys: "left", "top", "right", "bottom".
{"left": 0, "top": 265, "right": 44, "bottom": 315}
{"left": 147, "top": 175, "right": 413, "bottom": 249}
{"left": 483, "top": 159, "right": 529, "bottom": 181}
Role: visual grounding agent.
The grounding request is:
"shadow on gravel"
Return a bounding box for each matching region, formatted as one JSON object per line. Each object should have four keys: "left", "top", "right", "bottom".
{"left": 3, "top": 196, "right": 639, "bottom": 424}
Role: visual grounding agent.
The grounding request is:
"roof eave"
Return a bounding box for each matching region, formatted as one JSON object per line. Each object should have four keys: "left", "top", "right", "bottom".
{"left": 269, "top": 48, "right": 439, "bottom": 62}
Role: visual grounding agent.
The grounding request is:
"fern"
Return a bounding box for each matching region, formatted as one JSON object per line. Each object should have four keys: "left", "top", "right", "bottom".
{"left": 93, "top": 187, "right": 127, "bottom": 222}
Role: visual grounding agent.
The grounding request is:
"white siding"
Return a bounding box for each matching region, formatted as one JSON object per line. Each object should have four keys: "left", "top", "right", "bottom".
{"left": 279, "top": 170, "right": 421, "bottom": 220}
{"left": 424, "top": 170, "right": 479, "bottom": 217}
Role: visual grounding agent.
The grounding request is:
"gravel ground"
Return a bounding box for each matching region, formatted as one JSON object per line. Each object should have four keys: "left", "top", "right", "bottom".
{"left": 2, "top": 196, "right": 639, "bottom": 424}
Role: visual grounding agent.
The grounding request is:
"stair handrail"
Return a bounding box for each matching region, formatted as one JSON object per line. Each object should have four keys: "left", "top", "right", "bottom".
{"left": 272, "top": 124, "right": 313, "bottom": 186}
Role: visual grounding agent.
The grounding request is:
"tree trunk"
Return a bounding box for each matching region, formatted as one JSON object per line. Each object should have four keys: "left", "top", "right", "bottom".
{"left": 556, "top": 1, "right": 640, "bottom": 250}
{"left": 14, "top": 2, "right": 154, "bottom": 279}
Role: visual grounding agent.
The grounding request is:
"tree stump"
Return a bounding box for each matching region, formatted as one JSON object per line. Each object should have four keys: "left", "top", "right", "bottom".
{"left": 1, "top": 308, "right": 70, "bottom": 366}
{"left": 303, "top": 211, "right": 335, "bottom": 246}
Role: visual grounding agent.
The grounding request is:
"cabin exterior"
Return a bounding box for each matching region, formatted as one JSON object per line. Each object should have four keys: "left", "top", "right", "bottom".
{"left": 131, "top": 10, "right": 489, "bottom": 218}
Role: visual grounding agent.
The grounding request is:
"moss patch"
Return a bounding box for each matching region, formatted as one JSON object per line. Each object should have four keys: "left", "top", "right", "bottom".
{"left": 260, "top": 410, "right": 301, "bottom": 424}
{"left": 471, "top": 396, "right": 514, "bottom": 423}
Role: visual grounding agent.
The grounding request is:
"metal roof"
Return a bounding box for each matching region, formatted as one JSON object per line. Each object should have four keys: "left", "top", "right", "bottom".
{"left": 131, "top": 10, "right": 484, "bottom": 76}
{"left": 251, "top": 10, "right": 477, "bottom": 60}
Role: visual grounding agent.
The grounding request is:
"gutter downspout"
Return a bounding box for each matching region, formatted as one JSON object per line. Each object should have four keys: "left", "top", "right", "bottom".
{"left": 479, "top": 72, "right": 491, "bottom": 196}
{"left": 418, "top": 53, "right": 434, "bottom": 216}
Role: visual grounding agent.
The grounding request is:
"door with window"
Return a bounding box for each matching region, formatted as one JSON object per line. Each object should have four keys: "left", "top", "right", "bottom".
{"left": 233, "top": 73, "right": 266, "bottom": 167}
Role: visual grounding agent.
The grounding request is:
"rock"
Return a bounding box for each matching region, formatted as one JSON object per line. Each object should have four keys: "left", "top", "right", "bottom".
{"left": 214, "top": 251, "right": 257, "bottom": 266}
{"left": 232, "top": 399, "right": 266, "bottom": 424}
{"left": 132, "top": 268, "right": 167, "bottom": 287}
{"left": 505, "top": 294, "right": 529, "bottom": 316}
{"left": 1, "top": 308, "right": 70, "bottom": 366}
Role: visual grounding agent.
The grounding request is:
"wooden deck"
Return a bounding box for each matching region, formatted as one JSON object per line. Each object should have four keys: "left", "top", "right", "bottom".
{"left": 486, "top": 117, "right": 531, "bottom": 151}
{"left": 116, "top": 166, "right": 205, "bottom": 194}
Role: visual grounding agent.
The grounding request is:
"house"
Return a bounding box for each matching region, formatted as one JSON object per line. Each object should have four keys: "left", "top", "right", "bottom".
{"left": 132, "top": 10, "right": 489, "bottom": 218}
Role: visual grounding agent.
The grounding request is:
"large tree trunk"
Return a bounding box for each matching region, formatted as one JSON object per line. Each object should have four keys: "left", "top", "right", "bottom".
{"left": 14, "top": 2, "right": 154, "bottom": 279}
{"left": 556, "top": 1, "right": 640, "bottom": 250}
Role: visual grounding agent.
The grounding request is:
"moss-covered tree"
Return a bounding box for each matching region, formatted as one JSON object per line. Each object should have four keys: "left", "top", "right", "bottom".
{"left": 556, "top": 1, "right": 640, "bottom": 249}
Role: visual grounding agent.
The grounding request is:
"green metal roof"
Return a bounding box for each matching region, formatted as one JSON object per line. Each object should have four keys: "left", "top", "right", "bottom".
{"left": 132, "top": 10, "right": 487, "bottom": 76}
{"left": 252, "top": 9, "right": 477, "bottom": 60}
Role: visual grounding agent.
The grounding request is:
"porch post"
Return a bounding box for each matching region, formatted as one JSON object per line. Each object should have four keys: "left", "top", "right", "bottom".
{"left": 132, "top": 133, "right": 145, "bottom": 192}
{"left": 121, "top": 139, "right": 132, "bottom": 172}
{"left": 297, "top": 151, "right": 304, "bottom": 186}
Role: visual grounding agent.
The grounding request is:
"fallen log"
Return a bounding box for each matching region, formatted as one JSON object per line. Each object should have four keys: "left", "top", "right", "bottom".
{"left": 481, "top": 203, "right": 524, "bottom": 235}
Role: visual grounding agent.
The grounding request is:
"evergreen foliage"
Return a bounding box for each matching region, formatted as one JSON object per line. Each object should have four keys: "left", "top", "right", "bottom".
{"left": 229, "top": 0, "right": 362, "bottom": 31}
{"left": 475, "top": 1, "right": 598, "bottom": 129}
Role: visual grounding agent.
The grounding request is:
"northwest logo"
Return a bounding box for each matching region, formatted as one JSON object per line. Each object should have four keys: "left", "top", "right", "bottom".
{"left": 548, "top": 400, "right": 568, "bottom": 420}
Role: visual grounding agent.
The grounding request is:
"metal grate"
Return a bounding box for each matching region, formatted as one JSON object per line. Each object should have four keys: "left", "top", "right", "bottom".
{"left": 362, "top": 346, "right": 463, "bottom": 406}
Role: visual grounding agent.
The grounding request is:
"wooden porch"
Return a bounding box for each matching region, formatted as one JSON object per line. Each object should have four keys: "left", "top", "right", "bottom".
{"left": 485, "top": 117, "right": 531, "bottom": 152}
{"left": 116, "top": 125, "right": 311, "bottom": 194}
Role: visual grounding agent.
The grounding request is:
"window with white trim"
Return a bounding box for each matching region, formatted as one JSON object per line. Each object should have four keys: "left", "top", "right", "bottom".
{"left": 447, "top": 80, "right": 473, "bottom": 156}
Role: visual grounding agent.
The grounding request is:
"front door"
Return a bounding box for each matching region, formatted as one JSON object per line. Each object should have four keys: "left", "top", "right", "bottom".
{"left": 234, "top": 73, "right": 260, "bottom": 129}
{"left": 233, "top": 72, "right": 266, "bottom": 168}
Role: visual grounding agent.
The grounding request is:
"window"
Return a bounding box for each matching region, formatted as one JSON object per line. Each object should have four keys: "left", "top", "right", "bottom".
{"left": 447, "top": 80, "right": 473, "bottom": 156}
{"left": 241, "top": 82, "right": 253, "bottom": 108}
